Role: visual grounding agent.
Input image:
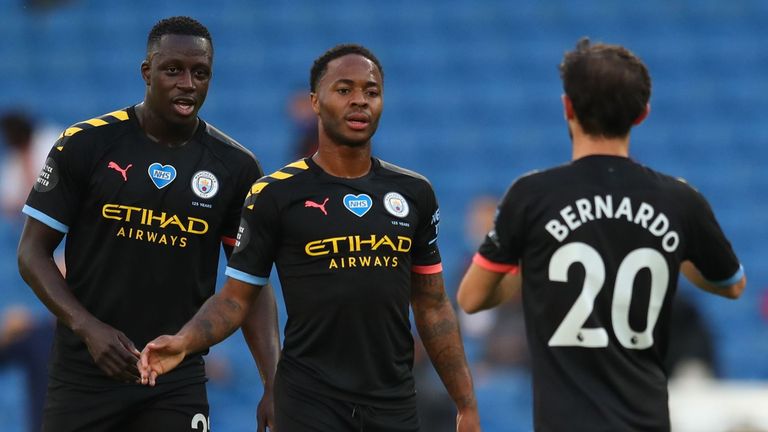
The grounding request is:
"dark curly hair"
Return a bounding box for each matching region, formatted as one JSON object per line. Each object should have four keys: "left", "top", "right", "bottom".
{"left": 310, "top": 44, "right": 383, "bottom": 93}
{"left": 560, "top": 38, "right": 651, "bottom": 138}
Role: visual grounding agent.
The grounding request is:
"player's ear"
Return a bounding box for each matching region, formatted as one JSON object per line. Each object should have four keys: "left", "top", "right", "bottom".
{"left": 310, "top": 92, "right": 320, "bottom": 115}
{"left": 141, "top": 60, "right": 151, "bottom": 86}
{"left": 562, "top": 94, "right": 575, "bottom": 120}
{"left": 633, "top": 103, "right": 650, "bottom": 125}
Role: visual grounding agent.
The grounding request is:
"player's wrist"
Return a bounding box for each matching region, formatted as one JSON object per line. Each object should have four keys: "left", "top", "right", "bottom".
{"left": 455, "top": 394, "right": 479, "bottom": 412}
{"left": 262, "top": 380, "right": 275, "bottom": 393}
{"left": 175, "top": 331, "right": 197, "bottom": 356}
{"left": 70, "top": 314, "right": 99, "bottom": 339}
{"left": 457, "top": 405, "right": 480, "bottom": 425}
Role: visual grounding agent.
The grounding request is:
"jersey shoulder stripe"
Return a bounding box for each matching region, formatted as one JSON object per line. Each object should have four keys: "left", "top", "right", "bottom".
{"left": 59, "top": 109, "right": 129, "bottom": 139}
{"left": 55, "top": 108, "right": 130, "bottom": 151}
{"left": 245, "top": 159, "right": 309, "bottom": 209}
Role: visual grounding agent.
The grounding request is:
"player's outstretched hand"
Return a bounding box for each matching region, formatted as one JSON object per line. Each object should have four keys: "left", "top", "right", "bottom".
{"left": 256, "top": 387, "right": 276, "bottom": 432}
{"left": 79, "top": 319, "right": 141, "bottom": 383}
{"left": 139, "top": 335, "right": 187, "bottom": 386}
{"left": 456, "top": 407, "right": 482, "bottom": 432}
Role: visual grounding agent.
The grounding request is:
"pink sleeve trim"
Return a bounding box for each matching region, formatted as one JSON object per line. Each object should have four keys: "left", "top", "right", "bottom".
{"left": 412, "top": 263, "right": 443, "bottom": 274}
{"left": 472, "top": 253, "right": 519, "bottom": 274}
{"left": 221, "top": 236, "right": 237, "bottom": 247}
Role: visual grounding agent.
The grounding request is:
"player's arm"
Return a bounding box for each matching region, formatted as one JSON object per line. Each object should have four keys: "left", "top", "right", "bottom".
{"left": 139, "top": 276, "right": 262, "bottom": 386}
{"left": 219, "top": 157, "right": 280, "bottom": 430}
{"left": 458, "top": 256, "right": 521, "bottom": 313}
{"left": 679, "top": 184, "right": 746, "bottom": 300}
{"left": 681, "top": 260, "right": 745, "bottom": 299}
{"left": 17, "top": 217, "right": 140, "bottom": 382}
{"left": 222, "top": 162, "right": 281, "bottom": 430}
{"left": 222, "top": 244, "right": 280, "bottom": 389}
{"left": 224, "top": 241, "right": 280, "bottom": 432}
{"left": 411, "top": 271, "right": 480, "bottom": 431}
{"left": 241, "top": 283, "right": 279, "bottom": 432}
{"left": 458, "top": 182, "right": 524, "bottom": 314}
{"left": 221, "top": 244, "right": 280, "bottom": 388}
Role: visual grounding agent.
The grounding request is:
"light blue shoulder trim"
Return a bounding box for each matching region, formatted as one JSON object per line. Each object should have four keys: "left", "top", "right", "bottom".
{"left": 22, "top": 205, "right": 69, "bottom": 233}
{"left": 225, "top": 266, "right": 269, "bottom": 286}
{"left": 707, "top": 264, "right": 744, "bottom": 287}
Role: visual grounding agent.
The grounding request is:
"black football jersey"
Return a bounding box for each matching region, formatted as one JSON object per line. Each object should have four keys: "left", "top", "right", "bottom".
{"left": 476, "top": 155, "right": 742, "bottom": 431}
{"left": 23, "top": 106, "right": 263, "bottom": 385}
{"left": 226, "top": 157, "right": 442, "bottom": 405}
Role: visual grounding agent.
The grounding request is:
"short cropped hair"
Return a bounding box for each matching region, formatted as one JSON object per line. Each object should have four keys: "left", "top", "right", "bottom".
{"left": 147, "top": 16, "right": 212, "bottom": 53}
{"left": 310, "top": 44, "right": 383, "bottom": 93}
{"left": 559, "top": 38, "right": 651, "bottom": 138}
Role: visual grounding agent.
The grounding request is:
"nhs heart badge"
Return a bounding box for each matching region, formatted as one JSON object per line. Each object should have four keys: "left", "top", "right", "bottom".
{"left": 148, "top": 163, "right": 177, "bottom": 189}
{"left": 343, "top": 193, "right": 373, "bottom": 217}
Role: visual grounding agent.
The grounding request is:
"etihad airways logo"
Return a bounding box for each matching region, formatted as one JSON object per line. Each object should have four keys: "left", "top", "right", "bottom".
{"left": 102, "top": 204, "right": 209, "bottom": 248}
{"left": 305, "top": 234, "right": 412, "bottom": 270}
{"left": 305, "top": 234, "right": 412, "bottom": 256}
{"left": 102, "top": 204, "right": 208, "bottom": 233}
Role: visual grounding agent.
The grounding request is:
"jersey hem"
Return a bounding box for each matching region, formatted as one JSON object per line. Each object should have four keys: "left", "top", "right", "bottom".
{"left": 225, "top": 266, "right": 268, "bottom": 286}
{"left": 412, "top": 263, "right": 443, "bottom": 274}
{"left": 473, "top": 253, "right": 519, "bottom": 274}
{"left": 22, "top": 205, "right": 69, "bottom": 233}
{"left": 708, "top": 263, "right": 744, "bottom": 287}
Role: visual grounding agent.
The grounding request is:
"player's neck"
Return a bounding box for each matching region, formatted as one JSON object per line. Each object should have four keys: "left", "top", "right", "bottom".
{"left": 135, "top": 102, "right": 198, "bottom": 148}
{"left": 312, "top": 140, "right": 372, "bottom": 179}
{"left": 569, "top": 121, "right": 630, "bottom": 160}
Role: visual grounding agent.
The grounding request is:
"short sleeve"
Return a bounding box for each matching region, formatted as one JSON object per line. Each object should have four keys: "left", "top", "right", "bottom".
{"left": 225, "top": 181, "right": 280, "bottom": 286}
{"left": 23, "top": 134, "right": 89, "bottom": 233}
{"left": 475, "top": 181, "right": 525, "bottom": 273}
{"left": 411, "top": 181, "right": 442, "bottom": 274}
{"left": 220, "top": 158, "right": 264, "bottom": 247}
{"left": 683, "top": 186, "right": 742, "bottom": 285}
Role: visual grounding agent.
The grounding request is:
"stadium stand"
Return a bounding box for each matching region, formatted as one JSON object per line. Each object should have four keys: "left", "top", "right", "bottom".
{"left": 1, "top": 1, "right": 766, "bottom": 430}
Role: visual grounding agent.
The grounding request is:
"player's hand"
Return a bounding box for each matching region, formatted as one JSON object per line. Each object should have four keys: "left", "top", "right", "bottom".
{"left": 256, "top": 386, "right": 276, "bottom": 432}
{"left": 139, "top": 335, "right": 187, "bottom": 386}
{"left": 456, "top": 407, "right": 481, "bottom": 432}
{"left": 78, "top": 318, "right": 141, "bottom": 383}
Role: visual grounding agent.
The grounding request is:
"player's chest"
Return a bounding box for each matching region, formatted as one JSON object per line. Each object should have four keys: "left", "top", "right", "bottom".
{"left": 282, "top": 184, "right": 420, "bottom": 247}
{"left": 88, "top": 141, "right": 231, "bottom": 220}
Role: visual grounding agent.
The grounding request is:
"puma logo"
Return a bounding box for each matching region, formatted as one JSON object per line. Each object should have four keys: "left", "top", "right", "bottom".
{"left": 305, "top": 197, "right": 329, "bottom": 216}
{"left": 108, "top": 161, "right": 133, "bottom": 182}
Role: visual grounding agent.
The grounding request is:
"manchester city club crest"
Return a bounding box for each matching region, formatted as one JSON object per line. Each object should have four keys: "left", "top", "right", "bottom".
{"left": 383, "top": 192, "right": 409, "bottom": 218}
{"left": 191, "top": 170, "right": 219, "bottom": 199}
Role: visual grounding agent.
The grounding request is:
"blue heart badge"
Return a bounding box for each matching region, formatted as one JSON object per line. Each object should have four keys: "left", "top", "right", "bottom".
{"left": 343, "top": 193, "right": 373, "bottom": 217}
{"left": 148, "top": 163, "right": 177, "bottom": 189}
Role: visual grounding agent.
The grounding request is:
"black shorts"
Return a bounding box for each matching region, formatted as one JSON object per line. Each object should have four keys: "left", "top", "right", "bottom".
{"left": 42, "top": 377, "right": 209, "bottom": 432}
{"left": 274, "top": 373, "right": 420, "bottom": 432}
